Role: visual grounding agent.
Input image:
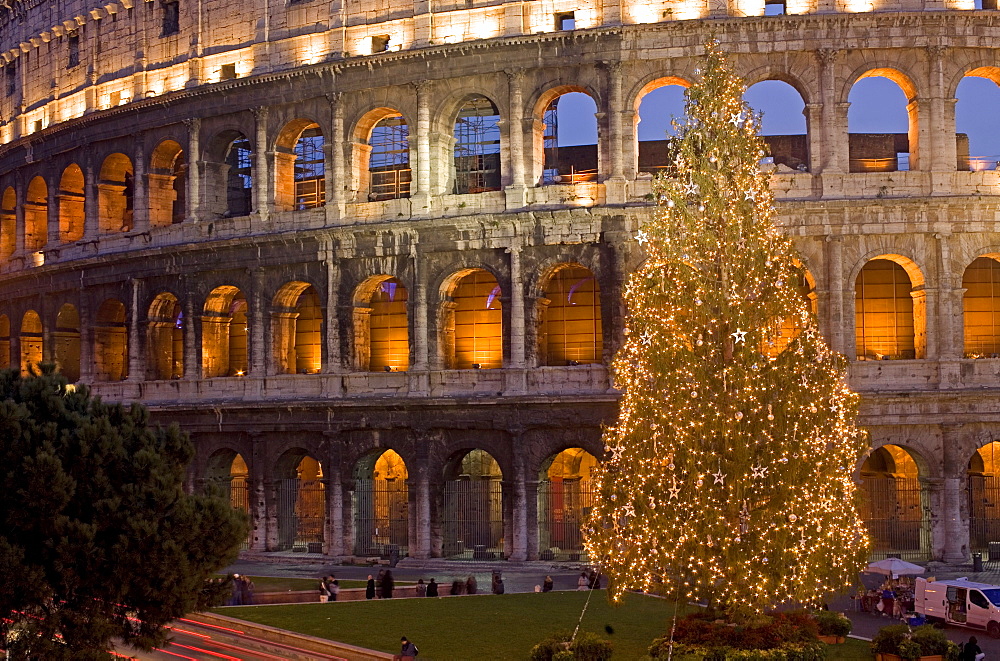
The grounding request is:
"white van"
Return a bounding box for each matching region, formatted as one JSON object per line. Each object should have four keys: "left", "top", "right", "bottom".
{"left": 914, "top": 577, "right": 1000, "bottom": 637}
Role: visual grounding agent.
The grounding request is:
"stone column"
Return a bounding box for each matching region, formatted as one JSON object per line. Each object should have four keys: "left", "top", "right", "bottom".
{"left": 13, "top": 184, "right": 24, "bottom": 255}
{"left": 250, "top": 275, "right": 266, "bottom": 375}
{"left": 409, "top": 431, "right": 433, "bottom": 559}
{"left": 411, "top": 81, "right": 432, "bottom": 214}
{"left": 126, "top": 278, "right": 142, "bottom": 381}
{"left": 78, "top": 303, "right": 94, "bottom": 383}
{"left": 184, "top": 118, "right": 201, "bottom": 221}
{"left": 411, "top": 242, "right": 431, "bottom": 394}
{"left": 927, "top": 46, "right": 957, "bottom": 181}
{"left": 935, "top": 232, "right": 960, "bottom": 361}
{"left": 323, "top": 250, "right": 343, "bottom": 374}
{"left": 604, "top": 62, "right": 627, "bottom": 204}
{"left": 252, "top": 107, "right": 270, "bottom": 223}
{"left": 508, "top": 434, "right": 531, "bottom": 562}
{"left": 329, "top": 93, "right": 347, "bottom": 215}
{"left": 250, "top": 433, "right": 269, "bottom": 551}
{"left": 804, "top": 103, "right": 823, "bottom": 174}
{"left": 183, "top": 292, "right": 198, "bottom": 379}
{"left": 132, "top": 135, "right": 149, "bottom": 233}
{"left": 940, "top": 423, "right": 970, "bottom": 563}
{"left": 324, "top": 433, "right": 345, "bottom": 557}
{"left": 824, "top": 235, "right": 847, "bottom": 355}
{"left": 83, "top": 162, "right": 99, "bottom": 240}
{"left": 504, "top": 70, "right": 527, "bottom": 209}
{"left": 815, "top": 49, "right": 845, "bottom": 175}
{"left": 46, "top": 175, "right": 60, "bottom": 247}
{"left": 505, "top": 244, "right": 527, "bottom": 394}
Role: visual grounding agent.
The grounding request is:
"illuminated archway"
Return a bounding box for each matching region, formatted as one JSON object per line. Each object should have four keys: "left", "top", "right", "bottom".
{"left": 0, "top": 187, "right": 15, "bottom": 260}
{"left": 354, "top": 276, "right": 410, "bottom": 372}
{"left": 539, "top": 265, "right": 602, "bottom": 366}
{"left": 24, "top": 176, "right": 48, "bottom": 251}
{"left": 205, "top": 449, "right": 252, "bottom": 550}
{"left": 272, "top": 282, "right": 322, "bottom": 375}
{"left": 763, "top": 265, "right": 817, "bottom": 358}
{"left": 537, "top": 448, "right": 597, "bottom": 560}
{"left": 855, "top": 257, "right": 924, "bottom": 360}
{"left": 275, "top": 450, "right": 325, "bottom": 552}
{"left": 148, "top": 140, "right": 185, "bottom": 227}
{"left": 859, "top": 445, "right": 929, "bottom": 560}
{"left": 963, "top": 256, "right": 1000, "bottom": 357}
{"left": 19, "top": 310, "right": 43, "bottom": 375}
{"left": 202, "top": 286, "right": 248, "bottom": 378}
{"left": 440, "top": 269, "right": 502, "bottom": 370}
{"left": 54, "top": 303, "right": 81, "bottom": 382}
{"left": 353, "top": 449, "right": 409, "bottom": 557}
{"left": 98, "top": 153, "right": 135, "bottom": 233}
{"left": 442, "top": 449, "right": 504, "bottom": 559}
{"left": 355, "top": 108, "right": 411, "bottom": 201}
{"left": 94, "top": 299, "right": 128, "bottom": 381}
{"left": 147, "top": 292, "right": 184, "bottom": 380}
{"left": 58, "top": 163, "right": 85, "bottom": 242}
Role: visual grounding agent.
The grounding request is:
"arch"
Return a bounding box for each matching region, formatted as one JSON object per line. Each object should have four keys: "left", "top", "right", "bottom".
{"left": 440, "top": 268, "right": 502, "bottom": 370}
{"left": 353, "top": 276, "right": 410, "bottom": 372}
{"left": 19, "top": 310, "right": 42, "bottom": 375}
{"left": 24, "top": 175, "right": 48, "bottom": 251}
{"left": 962, "top": 256, "right": 1000, "bottom": 357}
{"left": 763, "top": 264, "right": 817, "bottom": 358}
{"left": 271, "top": 281, "right": 322, "bottom": 375}
{"left": 538, "top": 264, "right": 602, "bottom": 366}
{"left": 54, "top": 303, "right": 80, "bottom": 382}
{"left": 353, "top": 449, "right": 409, "bottom": 557}
{"left": 98, "top": 153, "right": 134, "bottom": 233}
{"left": 147, "top": 292, "right": 184, "bottom": 380}
{"left": 275, "top": 119, "right": 325, "bottom": 211}
{"left": 0, "top": 187, "right": 14, "bottom": 260}
{"left": 634, "top": 78, "right": 689, "bottom": 175}
{"left": 58, "top": 164, "right": 85, "bottom": 242}
{"left": 148, "top": 139, "right": 186, "bottom": 227}
{"left": 745, "top": 80, "right": 809, "bottom": 172}
{"left": 274, "top": 449, "right": 325, "bottom": 552}
{"left": 452, "top": 95, "right": 501, "bottom": 194}
{"left": 956, "top": 72, "right": 1000, "bottom": 171}
{"left": 0, "top": 314, "right": 9, "bottom": 369}
{"left": 537, "top": 447, "right": 597, "bottom": 561}
{"left": 203, "top": 130, "right": 253, "bottom": 219}
{"left": 356, "top": 108, "right": 411, "bottom": 202}
{"left": 94, "top": 299, "right": 128, "bottom": 381}
{"left": 205, "top": 449, "right": 251, "bottom": 550}
{"left": 848, "top": 69, "right": 917, "bottom": 172}
{"left": 538, "top": 89, "right": 599, "bottom": 186}
{"left": 442, "top": 448, "right": 504, "bottom": 559}
{"left": 855, "top": 256, "right": 925, "bottom": 360}
{"left": 202, "top": 286, "right": 248, "bottom": 378}
{"left": 860, "top": 444, "right": 930, "bottom": 560}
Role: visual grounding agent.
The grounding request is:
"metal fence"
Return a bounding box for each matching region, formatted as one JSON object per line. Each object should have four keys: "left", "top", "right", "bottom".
{"left": 369, "top": 168, "right": 411, "bottom": 201}
{"left": 860, "top": 476, "right": 929, "bottom": 561}
{"left": 230, "top": 477, "right": 251, "bottom": 550}
{"left": 537, "top": 480, "right": 595, "bottom": 561}
{"left": 353, "top": 478, "right": 409, "bottom": 557}
{"left": 277, "top": 478, "right": 325, "bottom": 552}
{"left": 442, "top": 479, "right": 504, "bottom": 560}
{"left": 969, "top": 475, "right": 1000, "bottom": 553}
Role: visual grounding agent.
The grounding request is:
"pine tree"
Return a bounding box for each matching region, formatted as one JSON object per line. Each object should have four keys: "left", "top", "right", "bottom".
{"left": 0, "top": 366, "right": 248, "bottom": 659}
{"left": 584, "top": 41, "right": 870, "bottom": 614}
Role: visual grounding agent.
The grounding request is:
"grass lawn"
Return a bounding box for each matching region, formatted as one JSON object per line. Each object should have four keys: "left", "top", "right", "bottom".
{"left": 220, "top": 591, "right": 873, "bottom": 659}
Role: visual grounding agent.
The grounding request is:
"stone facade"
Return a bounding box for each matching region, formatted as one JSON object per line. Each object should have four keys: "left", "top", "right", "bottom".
{"left": 0, "top": 0, "right": 999, "bottom": 562}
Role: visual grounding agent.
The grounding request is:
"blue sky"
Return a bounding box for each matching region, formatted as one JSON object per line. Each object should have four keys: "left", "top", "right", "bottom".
{"left": 552, "top": 78, "right": 1000, "bottom": 162}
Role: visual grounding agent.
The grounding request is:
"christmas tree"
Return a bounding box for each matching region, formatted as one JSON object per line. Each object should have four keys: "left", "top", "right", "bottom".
{"left": 584, "top": 41, "right": 870, "bottom": 614}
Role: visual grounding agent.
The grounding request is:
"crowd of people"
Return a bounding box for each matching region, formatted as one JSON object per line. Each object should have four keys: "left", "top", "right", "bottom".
{"left": 856, "top": 578, "right": 915, "bottom": 618}
{"left": 227, "top": 574, "right": 255, "bottom": 605}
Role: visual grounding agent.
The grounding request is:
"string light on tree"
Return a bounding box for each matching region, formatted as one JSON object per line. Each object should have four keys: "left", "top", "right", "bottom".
{"left": 584, "top": 40, "right": 870, "bottom": 615}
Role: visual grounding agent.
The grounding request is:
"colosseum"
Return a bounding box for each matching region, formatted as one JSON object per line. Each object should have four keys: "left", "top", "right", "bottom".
{"left": 0, "top": 0, "right": 998, "bottom": 565}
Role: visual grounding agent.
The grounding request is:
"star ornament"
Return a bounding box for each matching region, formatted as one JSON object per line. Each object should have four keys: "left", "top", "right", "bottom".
{"left": 636, "top": 230, "right": 649, "bottom": 245}
{"left": 667, "top": 478, "right": 680, "bottom": 500}
{"left": 751, "top": 464, "right": 767, "bottom": 479}
{"left": 610, "top": 444, "right": 624, "bottom": 462}
{"left": 712, "top": 469, "right": 726, "bottom": 485}
{"left": 731, "top": 329, "right": 747, "bottom": 344}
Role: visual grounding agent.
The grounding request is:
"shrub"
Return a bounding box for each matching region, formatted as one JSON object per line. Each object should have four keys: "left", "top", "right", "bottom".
{"left": 530, "top": 631, "right": 613, "bottom": 661}
{"left": 650, "top": 642, "right": 824, "bottom": 660}
{"left": 871, "top": 624, "right": 959, "bottom": 660}
{"left": 813, "top": 611, "right": 852, "bottom": 637}
{"left": 530, "top": 632, "right": 571, "bottom": 661}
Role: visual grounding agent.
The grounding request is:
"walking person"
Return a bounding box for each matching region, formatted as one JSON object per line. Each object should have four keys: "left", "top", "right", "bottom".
{"left": 393, "top": 636, "right": 419, "bottom": 660}
{"left": 415, "top": 578, "right": 427, "bottom": 598}
{"left": 366, "top": 574, "right": 376, "bottom": 600}
{"left": 426, "top": 578, "right": 438, "bottom": 597}
{"left": 380, "top": 569, "right": 395, "bottom": 599}
{"left": 229, "top": 574, "right": 242, "bottom": 606}
{"left": 961, "top": 635, "right": 985, "bottom": 661}
{"left": 578, "top": 572, "right": 588, "bottom": 591}
{"left": 238, "top": 575, "right": 254, "bottom": 605}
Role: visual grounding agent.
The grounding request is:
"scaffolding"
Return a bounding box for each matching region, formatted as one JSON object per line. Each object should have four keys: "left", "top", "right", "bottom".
{"left": 369, "top": 116, "right": 411, "bottom": 201}
{"left": 453, "top": 96, "right": 501, "bottom": 194}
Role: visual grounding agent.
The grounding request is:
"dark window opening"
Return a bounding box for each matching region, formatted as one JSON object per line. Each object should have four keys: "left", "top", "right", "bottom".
{"left": 453, "top": 96, "right": 501, "bottom": 195}
{"left": 6, "top": 63, "right": 16, "bottom": 97}
{"left": 68, "top": 34, "right": 80, "bottom": 68}
{"left": 220, "top": 63, "right": 237, "bottom": 81}
{"left": 161, "top": 0, "right": 180, "bottom": 36}
{"left": 372, "top": 35, "right": 390, "bottom": 53}
{"left": 556, "top": 11, "right": 575, "bottom": 30}
{"left": 225, "top": 138, "right": 252, "bottom": 217}
{"left": 369, "top": 115, "right": 411, "bottom": 201}
{"left": 32, "top": 119, "right": 42, "bottom": 133}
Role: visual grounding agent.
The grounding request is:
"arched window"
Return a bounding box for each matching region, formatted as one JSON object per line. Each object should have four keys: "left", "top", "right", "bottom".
{"left": 24, "top": 176, "right": 48, "bottom": 251}
{"left": 272, "top": 282, "right": 323, "bottom": 375}
{"left": 369, "top": 115, "right": 411, "bottom": 201}
{"left": 54, "top": 303, "right": 80, "bottom": 382}
{"left": 98, "top": 153, "right": 134, "bottom": 233}
{"left": 94, "top": 299, "right": 128, "bottom": 381}
{"left": 860, "top": 445, "right": 928, "bottom": 560}
{"left": 148, "top": 140, "right": 186, "bottom": 227}
{"left": 442, "top": 449, "right": 503, "bottom": 559}
{"left": 225, "top": 136, "right": 253, "bottom": 217}
{"left": 963, "top": 256, "right": 1000, "bottom": 358}
{"left": 855, "top": 259, "right": 920, "bottom": 360}
{"left": 538, "top": 448, "right": 597, "bottom": 561}
{"left": 745, "top": 80, "right": 809, "bottom": 172}
{"left": 763, "top": 266, "right": 816, "bottom": 358}
{"left": 275, "top": 120, "right": 326, "bottom": 211}
{"left": 442, "top": 269, "right": 502, "bottom": 369}
{"left": 542, "top": 92, "right": 598, "bottom": 185}
{"left": 635, "top": 80, "right": 687, "bottom": 175}
{"left": 957, "top": 71, "right": 1000, "bottom": 171}
{"left": 540, "top": 266, "right": 602, "bottom": 366}
{"left": 20, "top": 310, "right": 42, "bottom": 375}
{"left": 202, "top": 287, "right": 248, "bottom": 377}
{"left": 205, "top": 450, "right": 252, "bottom": 549}
{"left": 354, "top": 449, "right": 409, "bottom": 557}
{"left": 275, "top": 451, "right": 325, "bottom": 552}
{"left": 1, "top": 187, "right": 16, "bottom": 260}
{"left": 453, "top": 96, "right": 501, "bottom": 194}
{"left": 58, "top": 164, "right": 85, "bottom": 242}
{"left": 369, "top": 278, "right": 409, "bottom": 372}
{"left": 147, "top": 292, "right": 184, "bottom": 380}
{"left": 848, "top": 71, "right": 915, "bottom": 172}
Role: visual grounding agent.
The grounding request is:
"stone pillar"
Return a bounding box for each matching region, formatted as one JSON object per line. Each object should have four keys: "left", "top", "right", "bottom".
{"left": 329, "top": 94, "right": 347, "bottom": 215}
{"left": 804, "top": 103, "right": 823, "bottom": 174}
{"left": 250, "top": 276, "right": 266, "bottom": 375}
{"left": 940, "top": 423, "right": 970, "bottom": 563}
{"left": 604, "top": 62, "right": 627, "bottom": 204}
{"left": 250, "top": 433, "right": 269, "bottom": 551}
{"left": 504, "top": 70, "right": 527, "bottom": 209}
{"left": 505, "top": 245, "right": 527, "bottom": 394}
{"left": 927, "top": 46, "right": 957, "bottom": 180}
{"left": 935, "top": 232, "right": 960, "bottom": 360}
{"left": 409, "top": 432, "right": 433, "bottom": 559}
{"left": 815, "top": 49, "right": 845, "bottom": 175}
{"left": 252, "top": 107, "right": 270, "bottom": 223}
{"left": 126, "top": 278, "right": 142, "bottom": 381}
{"left": 83, "top": 163, "right": 99, "bottom": 240}
{"left": 824, "top": 236, "right": 847, "bottom": 355}
{"left": 78, "top": 303, "right": 94, "bottom": 383}
{"left": 323, "top": 251, "right": 342, "bottom": 374}
{"left": 411, "top": 244, "right": 430, "bottom": 394}
{"left": 132, "top": 135, "right": 149, "bottom": 233}
{"left": 184, "top": 118, "right": 201, "bottom": 221}
{"left": 508, "top": 435, "right": 532, "bottom": 562}
{"left": 324, "top": 433, "right": 345, "bottom": 557}
{"left": 13, "top": 185, "right": 24, "bottom": 255}
{"left": 183, "top": 293, "right": 198, "bottom": 379}
{"left": 46, "top": 175, "right": 60, "bottom": 247}
{"left": 411, "top": 81, "right": 432, "bottom": 214}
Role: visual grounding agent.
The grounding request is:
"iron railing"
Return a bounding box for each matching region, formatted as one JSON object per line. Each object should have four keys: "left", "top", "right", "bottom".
{"left": 277, "top": 478, "right": 325, "bottom": 552}
{"left": 353, "top": 478, "right": 409, "bottom": 557}
{"left": 860, "top": 476, "right": 929, "bottom": 561}
{"left": 442, "top": 479, "right": 504, "bottom": 560}
{"left": 537, "top": 480, "right": 595, "bottom": 561}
